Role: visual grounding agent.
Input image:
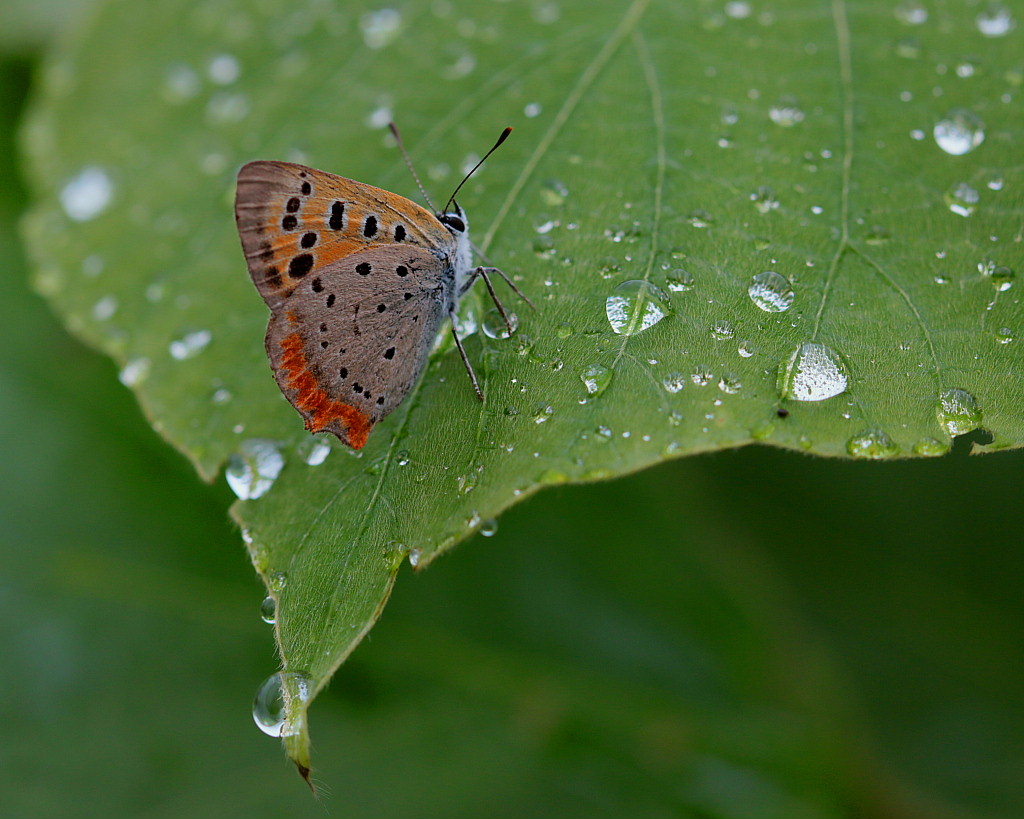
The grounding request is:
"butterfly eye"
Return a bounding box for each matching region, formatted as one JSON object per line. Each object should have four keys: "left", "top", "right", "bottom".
{"left": 440, "top": 214, "right": 465, "bottom": 233}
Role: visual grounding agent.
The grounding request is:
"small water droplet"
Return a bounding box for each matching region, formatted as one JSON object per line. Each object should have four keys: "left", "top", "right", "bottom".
{"left": 396, "top": 449, "right": 411, "bottom": 466}
{"left": 360, "top": 8, "right": 402, "bottom": 49}
{"left": 710, "top": 319, "right": 735, "bottom": 340}
{"left": 686, "top": 209, "right": 714, "bottom": 228}
{"left": 987, "top": 177, "right": 1005, "bottom": 191}
{"left": 738, "top": 340, "right": 755, "bottom": 358}
{"left": 212, "top": 387, "right": 232, "bottom": 405}
{"left": 995, "top": 326, "right": 1014, "bottom": 344}
{"left": 976, "top": 3, "right": 1015, "bottom": 36}
{"left": 268, "top": 571, "right": 288, "bottom": 592}
{"left": 297, "top": 436, "right": 332, "bottom": 466}
{"left": 605, "top": 281, "right": 672, "bottom": 336}
{"left": 408, "top": 548, "right": 422, "bottom": 567}
{"left": 481, "top": 307, "right": 518, "bottom": 339}
{"left": 662, "top": 373, "right": 686, "bottom": 394}
{"left": 847, "top": 429, "right": 899, "bottom": 459}
{"left": 524, "top": 101, "right": 543, "bottom": 118}
{"left": 748, "top": 271, "right": 794, "bottom": 312}
{"left": 557, "top": 323, "right": 574, "bottom": 339}
{"left": 894, "top": 0, "right": 928, "bottom": 24}
{"left": 777, "top": 342, "right": 848, "bottom": 402}
{"left": 666, "top": 269, "right": 695, "bottom": 292}
{"left": 60, "top": 166, "right": 114, "bottom": 221}
{"left": 945, "top": 181, "right": 980, "bottom": 217}
{"left": 533, "top": 404, "right": 554, "bottom": 424}
{"left": 936, "top": 388, "right": 983, "bottom": 436}
{"left": 580, "top": 363, "right": 612, "bottom": 397}
{"left": 691, "top": 367, "right": 713, "bottom": 387}
{"left": 91, "top": 295, "right": 118, "bottom": 321}
{"left": 208, "top": 53, "right": 241, "bottom": 85}
{"left": 252, "top": 671, "right": 311, "bottom": 737}
{"left": 539, "top": 179, "right": 568, "bottom": 207}
{"left": 259, "top": 596, "right": 277, "bottom": 624}
{"left": 865, "top": 225, "right": 891, "bottom": 245}
{"left": 913, "top": 437, "right": 950, "bottom": 457}
{"left": 933, "top": 109, "right": 985, "bottom": 155}
{"left": 750, "top": 186, "right": 780, "bottom": 213}
{"left": 169, "top": 329, "right": 212, "bottom": 360}
{"left": 163, "top": 63, "right": 200, "bottom": 103}
{"left": 988, "top": 265, "right": 1015, "bottom": 291}
{"left": 480, "top": 519, "right": 498, "bottom": 537}
{"left": 718, "top": 374, "right": 742, "bottom": 394}
{"left": 119, "top": 357, "right": 151, "bottom": 387}
{"left": 769, "top": 97, "right": 805, "bottom": 127}
{"left": 226, "top": 439, "right": 285, "bottom": 500}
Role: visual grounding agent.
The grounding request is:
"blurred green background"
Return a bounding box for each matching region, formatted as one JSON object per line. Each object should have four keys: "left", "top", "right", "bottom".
{"left": 3, "top": 12, "right": 1024, "bottom": 819}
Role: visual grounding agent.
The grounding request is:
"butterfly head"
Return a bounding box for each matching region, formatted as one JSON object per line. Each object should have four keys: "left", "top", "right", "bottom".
{"left": 438, "top": 202, "right": 467, "bottom": 235}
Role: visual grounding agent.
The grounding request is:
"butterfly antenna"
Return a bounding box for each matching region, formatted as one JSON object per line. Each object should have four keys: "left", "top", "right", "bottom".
{"left": 389, "top": 122, "right": 436, "bottom": 212}
{"left": 442, "top": 127, "right": 512, "bottom": 215}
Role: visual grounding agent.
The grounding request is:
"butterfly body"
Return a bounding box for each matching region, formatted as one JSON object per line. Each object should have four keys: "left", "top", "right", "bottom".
{"left": 235, "top": 160, "right": 480, "bottom": 449}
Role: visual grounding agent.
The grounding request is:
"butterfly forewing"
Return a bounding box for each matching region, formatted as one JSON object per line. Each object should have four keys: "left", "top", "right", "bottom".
{"left": 265, "top": 245, "right": 451, "bottom": 449}
{"left": 235, "top": 161, "right": 453, "bottom": 310}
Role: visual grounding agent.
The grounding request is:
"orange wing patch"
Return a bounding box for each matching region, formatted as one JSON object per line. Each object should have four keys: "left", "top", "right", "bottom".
{"left": 278, "top": 332, "right": 373, "bottom": 449}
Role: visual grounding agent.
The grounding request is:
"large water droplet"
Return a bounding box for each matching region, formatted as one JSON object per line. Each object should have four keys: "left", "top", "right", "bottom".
{"left": 580, "top": 363, "right": 612, "bottom": 397}
{"left": 777, "top": 342, "right": 848, "bottom": 402}
{"left": 847, "top": 429, "right": 900, "bottom": 459}
{"left": 252, "top": 671, "right": 311, "bottom": 737}
{"left": 481, "top": 307, "right": 518, "bottom": 339}
{"left": 60, "top": 166, "right": 114, "bottom": 221}
{"left": 748, "top": 271, "right": 795, "bottom": 312}
{"left": 945, "top": 182, "right": 980, "bottom": 217}
{"left": 605, "top": 281, "right": 672, "bottom": 336}
{"left": 226, "top": 439, "right": 285, "bottom": 500}
{"left": 933, "top": 109, "right": 985, "bottom": 155}
{"left": 936, "top": 388, "right": 982, "bottom": 436}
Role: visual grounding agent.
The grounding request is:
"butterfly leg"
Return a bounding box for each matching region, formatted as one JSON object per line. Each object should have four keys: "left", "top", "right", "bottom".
{"left": 450, "top": 312, "right": 485, "bottom": 401}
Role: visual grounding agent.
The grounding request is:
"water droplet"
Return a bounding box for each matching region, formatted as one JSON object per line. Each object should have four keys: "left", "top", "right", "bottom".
{"left": 945, "top": 181, "right": 980, "bottom": 217}
{"left": 259, "top": 596, "right": 277, "bottom": 624}
{"left": 60, "top": 166, "right": 114, "bottom": 221}
{"left": 212, "top": 387, "right": 232, "bottom": 405}
{"left": 205, "top": 91, "right": 250, "bottom": 124}
{"left": 738, "top": 340, "right": 755, "bottom": 358}
{"left": 686, "top": 210, "right": 714, "bottom": 228}
{"left": 480, "top": 519, "right": 498, "bottom": 537}
{"left": 710, "top": 319, "right": 735, "bottom": 340}
{"left": 169, "top": 329, "right": 212, "bottom": 360}
{"left": 748, "top": 271, "right": 794, "bottom": 312}
{"left": 481, "top": 307, "right": 518, "bottom": 339}
{"left": 91, "top": 295, "right": 118, "bottom": 321}
{"left": 847, "top": 429, "right": 899, "bottom": 459}
{"left": 540, "top": 179, "right": 568, "bottom": 207}
{"left": 769, "top": 97, "right": 805, "bottom": 127}
{"left": 995, "top": 326, "right": 1014, "bottom": 344}
{"left": 936, "top": 388, "right": 982, "bottom": 436}
{"left": 533, "top": 404, "right": 554, "bottom": 424}
{"left": 666, "top": 269, "right": 695, "bottom": 292}
{"left": 865, "top": 225, "right": 891, "bottom": 245}
{"left": 396, "top": 449, "right": 411, "bottom": 466}
{"left": 361, "top": 8, "right": 402, "bottom": 49}
{"left": 987, "top": 177, "right": 1004, "bottom": 191}
{"left": 163, "top": 63, "right": 200, "bottom": 103}
{"left": 580, "top": 363, "right": 612, "bottom": 397}
{"left": 605, "top": 281, "right": 672, "bottom": 336}
{"left": 976, "top": 4, "right": 1015, "bottom": 36}
{"left": 556, "top": 323, "right": 574, "bottom": 339}
{"left": 894, "top": 0, "right": 928, "bottom": 24}
{"left": 252, "top": 671, "right": 311, "bottom": 737}
{"left": 408, "top": 548, "right": 422, "bottom": 567}
{"left": 750, "top": 186, "right": 780, "bottom": 213}
{"left": 691, "top": 367, "right": 713, "bottom": 386}
{"left": 119, "top": 357, "right": 151, "bottom": 387}
{"left": 933, "top": 109, "right": 985, "bottom": 155}
{"left": 524, "top": 101, "right": 543, "bottom": 118}
{"left": 268, "top": 570, "right": 288, "bottom": 592}
{"left": 913, "top": 437, "right": 950, "bottom": 457}
{"left": 777, "top": 342, "right": 848, "bottom": 402}
{"left": 208, "top": 53, "right": 241, "bottom": 85}
{"left": 718, "top": 375, "right": 742, "bottom": 394}
{"left": 988, "top": 265, "right": 1015, "bottom": 291}
{"left": 662, "top": 373, "right": 686, "bottom": 393}
{"left": 297, "top": 436, "right": 331, "bottom": 466}
{"left": 226, "top": 439, "right": 285, "bottom": 500}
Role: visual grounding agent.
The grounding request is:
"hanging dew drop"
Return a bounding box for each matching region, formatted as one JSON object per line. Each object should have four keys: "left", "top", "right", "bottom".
{"left": 605, "top": 281, "right": 672, "bottom": 336}
{"left": 259, "top": 596, "right": 277, "bottom": 624}
{"left": 936, "top": 388, "right": 983, "bottom": 436}
{"left": 252, "top": 671, "right": 312, "bottom": 737}
{"left": 480, "top": 519, "right": 499, "bottom": 537}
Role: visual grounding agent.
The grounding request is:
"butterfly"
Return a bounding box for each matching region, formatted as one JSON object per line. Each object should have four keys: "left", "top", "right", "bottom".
{"left": 234, "top": 126, "right": 530, "bottom": 450}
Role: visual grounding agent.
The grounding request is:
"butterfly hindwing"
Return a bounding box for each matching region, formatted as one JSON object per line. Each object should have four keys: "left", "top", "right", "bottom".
{"left": 235, "top": 161, "right": 454, "bottom": 310}
{"left": 264, "top": 245, "right": 452, "bottom": 449}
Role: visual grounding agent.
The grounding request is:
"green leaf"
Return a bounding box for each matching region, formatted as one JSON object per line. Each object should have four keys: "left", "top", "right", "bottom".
{"left": 22, "top": 0, "right": 1023, "bottom": 772}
